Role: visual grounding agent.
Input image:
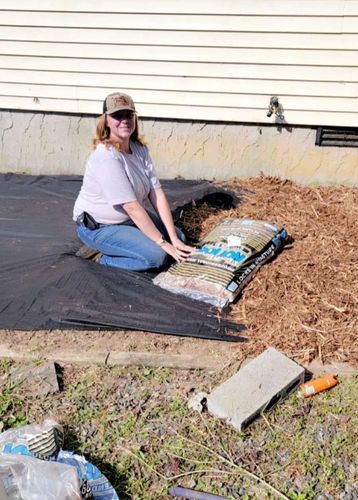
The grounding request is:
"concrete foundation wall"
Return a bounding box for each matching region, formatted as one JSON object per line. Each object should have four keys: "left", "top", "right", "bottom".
{"left": 1, "top": 110, "right": 357, "bottom": 186}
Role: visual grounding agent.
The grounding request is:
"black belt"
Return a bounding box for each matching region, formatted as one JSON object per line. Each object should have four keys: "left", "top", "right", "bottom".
{"left": 76, "top": 212, "right": 133, "bottom": 229}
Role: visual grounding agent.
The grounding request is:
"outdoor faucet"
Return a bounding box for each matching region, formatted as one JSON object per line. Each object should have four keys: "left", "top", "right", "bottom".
{"left": 266, "top": 96, "right": 283, "bottom": 118}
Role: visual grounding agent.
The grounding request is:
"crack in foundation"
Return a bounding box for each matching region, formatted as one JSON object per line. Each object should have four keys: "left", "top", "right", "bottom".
{"left": 39, "top": 114, "right": 45, "bottom": 141}
{"left": 1, "top": 114, "right": 14, "bottom": 149}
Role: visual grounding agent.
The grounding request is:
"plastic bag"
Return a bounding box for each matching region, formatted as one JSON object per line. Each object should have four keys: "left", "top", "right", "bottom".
{"left": 154, "top": 218, "right": 288, "bottom": 308}
{"left": 0, "top": 420, "right": 118, "bottom": 500}
{"left": 0, "top": 454, "right": 82, "bottom": 499}
{"left": 0, "top": 419, "right": 63, "bottom": 460}
{"left": 56, "top": 450, "right": 118, "bottom": 500}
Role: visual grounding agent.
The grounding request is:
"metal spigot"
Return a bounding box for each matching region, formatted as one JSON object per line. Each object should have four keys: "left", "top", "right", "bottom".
{"left": 266, "top": 96, "right": 280, "bottom": 117}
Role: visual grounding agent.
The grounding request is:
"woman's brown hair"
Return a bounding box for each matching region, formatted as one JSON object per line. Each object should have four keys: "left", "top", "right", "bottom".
{"left": 92, "top": 114, "right": 145, "bottom": 150}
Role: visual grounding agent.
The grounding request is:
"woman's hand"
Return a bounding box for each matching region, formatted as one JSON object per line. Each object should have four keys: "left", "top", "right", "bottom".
{"left": 171, "top": 236, "right": 196, "bottom": 254}
{"left": 162, "top": 236, "right": 196, "bottom": 263}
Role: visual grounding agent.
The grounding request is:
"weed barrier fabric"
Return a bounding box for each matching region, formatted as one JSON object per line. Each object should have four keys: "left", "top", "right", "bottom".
{"left": 0, "top": 174, "right": 245, "bottom": 341}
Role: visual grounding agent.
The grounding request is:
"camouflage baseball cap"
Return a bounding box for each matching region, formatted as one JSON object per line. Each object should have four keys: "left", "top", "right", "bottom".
{"left": 104, "top": 92, "right": 136, "bottom": 115}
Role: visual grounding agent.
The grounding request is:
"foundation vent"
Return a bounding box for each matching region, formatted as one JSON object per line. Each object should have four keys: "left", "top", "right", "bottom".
{"left": 315, "top": 127, "right": 358, "bottom": 148}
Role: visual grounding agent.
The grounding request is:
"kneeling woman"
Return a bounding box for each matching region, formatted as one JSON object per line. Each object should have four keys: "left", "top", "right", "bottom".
{"left": 73, "top": 92, "right": 194, "bottom": 271}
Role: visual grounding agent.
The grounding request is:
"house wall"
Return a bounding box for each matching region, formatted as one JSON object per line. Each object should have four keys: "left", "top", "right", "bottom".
{"left": 1, "top": 110, "right": 357, "bottom": 186}
{"left": 1, "top": 0, "right": 357, "bottom": 126}
{"left": 0, "top": 1, "right": 357, "bottom": 184}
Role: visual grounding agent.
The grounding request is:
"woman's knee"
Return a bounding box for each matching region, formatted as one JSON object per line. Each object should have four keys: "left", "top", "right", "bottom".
{"left": 145, "top": 246, "right": 167, "bottom": 269}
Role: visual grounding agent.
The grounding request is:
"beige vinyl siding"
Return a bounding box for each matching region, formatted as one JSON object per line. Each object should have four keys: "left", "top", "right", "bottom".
{"left": 0, "top": 0, "right": 357, "bottom": 126}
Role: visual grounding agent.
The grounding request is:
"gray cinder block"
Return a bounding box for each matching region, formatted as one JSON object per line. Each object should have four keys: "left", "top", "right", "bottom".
{"left": 207, "top": 348, "right": 305, "bottom": 431}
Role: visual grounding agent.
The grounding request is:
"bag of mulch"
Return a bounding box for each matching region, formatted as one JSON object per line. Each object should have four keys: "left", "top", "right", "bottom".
{"left": 0, "top": 420, "right": 118, "bottom": 500}
{"left": 154, "top": 218, "right": 288, "bottom": 308}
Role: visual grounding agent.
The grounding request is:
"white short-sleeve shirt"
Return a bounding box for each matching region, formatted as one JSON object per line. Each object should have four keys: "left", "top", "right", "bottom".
{"left": 73, "top": 142, "right": 161, "bottom": 224}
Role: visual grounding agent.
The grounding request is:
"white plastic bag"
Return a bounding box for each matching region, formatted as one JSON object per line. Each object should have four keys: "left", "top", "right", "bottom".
{"left": 0, "top": 419, "right": 63, "bottom": 460}
{"left": 0, "top": 454, "right": 82, "bottom": 499}
{"left": 0, "top": 420, "right": 118, "bottom": 500}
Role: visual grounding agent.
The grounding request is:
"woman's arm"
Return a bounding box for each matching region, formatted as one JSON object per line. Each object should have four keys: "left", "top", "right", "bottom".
{"left": 121, "top": 200, "right": 192, "bottom": 262}
{"left": 148, "top": 187, "right": 177, "bottom": 242}
{"left": 148, "top": 187, "right": 195, "bottom": 253}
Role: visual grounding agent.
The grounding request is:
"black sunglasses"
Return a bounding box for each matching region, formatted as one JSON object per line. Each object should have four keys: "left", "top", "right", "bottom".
{"left": 110, "top": 110, "right": 135, "bottom": 120}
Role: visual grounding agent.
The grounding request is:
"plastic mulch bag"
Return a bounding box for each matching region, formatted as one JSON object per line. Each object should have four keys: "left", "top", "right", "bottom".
{"left": 154, "top": 218, "right": 288, "bottom": 308}
{"left": 0, "top": 454, "right": 82, "bottom": 499}
{"left": 0, "top": 420, "right": 118, "bottom": 500}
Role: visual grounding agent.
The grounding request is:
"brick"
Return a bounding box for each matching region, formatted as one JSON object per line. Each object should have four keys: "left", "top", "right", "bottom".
{"left": 207, "top": 348, "right": 305, "bottom": 431}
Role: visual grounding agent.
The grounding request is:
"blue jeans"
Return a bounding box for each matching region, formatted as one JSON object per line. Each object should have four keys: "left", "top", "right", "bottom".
{"left": 76, "top": 212, "right": 185, "bottom": 271}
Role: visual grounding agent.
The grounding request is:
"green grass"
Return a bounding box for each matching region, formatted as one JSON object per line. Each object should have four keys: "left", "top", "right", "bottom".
{"left": 0, "top": 360, "right": 357, "bottom": 499}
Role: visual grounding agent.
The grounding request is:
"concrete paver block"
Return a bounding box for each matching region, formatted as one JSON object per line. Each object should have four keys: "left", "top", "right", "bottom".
{"left": 207, "top": 348, "right": 305, "bottom": 431}
{"left": 9, "top": 362, "right": 60, "bottom": 396}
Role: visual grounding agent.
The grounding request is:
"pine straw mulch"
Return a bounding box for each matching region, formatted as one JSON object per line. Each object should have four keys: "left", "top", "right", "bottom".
{"left": 179, "top": 175, "right": 358, "bottom": 367}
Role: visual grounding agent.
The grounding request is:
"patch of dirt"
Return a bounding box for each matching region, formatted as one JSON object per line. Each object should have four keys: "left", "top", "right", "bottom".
{"left": 0, "top": 329, "right": 237, "bottom": 368}
{"left": 1, "top": 175, "right": 357, "bottom": 367}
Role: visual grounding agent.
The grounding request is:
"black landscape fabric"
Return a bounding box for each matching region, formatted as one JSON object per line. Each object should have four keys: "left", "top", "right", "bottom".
{"left": 0, "top": 174, "right": 245, "bottom": 341}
